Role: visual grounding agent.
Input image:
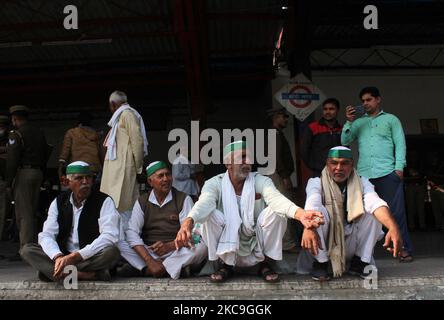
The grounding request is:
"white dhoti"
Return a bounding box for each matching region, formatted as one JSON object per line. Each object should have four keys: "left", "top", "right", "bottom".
{"left": 118, "top": 240, "right": 207, "bottom": 280}
{"left": 201, "top": 208, "right": 287, "bottom": 267}
{"left": 296, "top": 206, "right": 384, "bottom": 274}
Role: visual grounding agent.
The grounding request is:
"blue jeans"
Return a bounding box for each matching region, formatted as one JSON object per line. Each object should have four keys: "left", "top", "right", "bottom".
{"left": 370, "top": 172, "right": 413, "bottom": 255}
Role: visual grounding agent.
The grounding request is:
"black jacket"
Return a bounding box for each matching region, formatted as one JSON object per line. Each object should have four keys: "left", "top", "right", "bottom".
{"left": 301, "top": 118, "right": 342, "bottom": 174}
{"left": 6, "top": 123, "right": 48, "bottom": 185}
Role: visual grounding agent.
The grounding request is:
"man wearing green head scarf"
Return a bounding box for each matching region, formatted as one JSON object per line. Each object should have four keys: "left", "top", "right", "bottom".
{"left": 20, "top": 161, "right": 121, "bottom": 282}
{"left": 297, "top": 146, "right": 403, "bottom": 282}
{"left": 117, "top": 161, "right": 207, "bottom": 279}
{"left": 175, "top": 141, "right": 324, "bottom": 283}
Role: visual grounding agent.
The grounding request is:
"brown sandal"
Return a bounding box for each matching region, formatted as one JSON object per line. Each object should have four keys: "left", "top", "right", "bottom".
{"left": 210, "top": 265, "right": 233, "bottom": 283}
{"left": 258, "top": 263, "right": 280, "bottom": 283}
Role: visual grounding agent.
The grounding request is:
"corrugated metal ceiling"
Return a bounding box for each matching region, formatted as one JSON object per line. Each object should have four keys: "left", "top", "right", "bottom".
{"left": 0, "top": 0, "right": 284, "bottom": 67}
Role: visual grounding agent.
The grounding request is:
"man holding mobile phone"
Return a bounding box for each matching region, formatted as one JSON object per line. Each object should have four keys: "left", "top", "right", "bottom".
{"left": 341, "top": 87, "right": 413, "bottom": 263}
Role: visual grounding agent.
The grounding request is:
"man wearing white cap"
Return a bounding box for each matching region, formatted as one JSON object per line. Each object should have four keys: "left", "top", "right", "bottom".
{"left": 175, "top": 141, "right": 324, "bottom": 283}
{"left": 21, "top": 161, "right": 120, "bottom": 282}
{"left": 117, "top": 161, "right": 207, "bottom": 279}
{"left": 296, "top": 147, "right": 403, "bottom": 281}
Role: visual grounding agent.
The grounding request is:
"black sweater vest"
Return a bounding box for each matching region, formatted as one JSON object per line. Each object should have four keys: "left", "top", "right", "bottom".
{"left": 56, "top": 190, "right": 108, "bottom": 254}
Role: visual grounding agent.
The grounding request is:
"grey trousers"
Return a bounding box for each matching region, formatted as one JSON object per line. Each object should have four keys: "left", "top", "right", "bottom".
{"left": 20, "top": 243, "right": 120, "bottom": 282}
{"left": 14, "top": 168, "right": 43, "bottom": 248}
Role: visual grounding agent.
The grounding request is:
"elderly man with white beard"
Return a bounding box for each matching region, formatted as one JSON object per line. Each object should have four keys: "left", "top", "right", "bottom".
{"left": 175, "top": 141, "right": 324, "bottom": 283}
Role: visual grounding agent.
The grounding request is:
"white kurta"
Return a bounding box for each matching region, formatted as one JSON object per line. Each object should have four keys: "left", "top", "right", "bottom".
{"left": 296, "top": 176, "right": 387, "bottom": 274}
{"left": 100, "top": 109, "right": 145, "bottom": 213}
{"left": 118, "top": 189, "right": 207, "bottom": 279}
{"left": 187, "top": 172, "right": 300, "bottom": 267}
{"left": 38, "top": 195, "right": 120, "bottom": 260}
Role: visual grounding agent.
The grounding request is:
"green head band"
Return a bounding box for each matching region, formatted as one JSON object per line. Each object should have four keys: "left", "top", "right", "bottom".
{"left": 66, "top": 163, "right": 92, "bottom": 175}
{"left": 146, "top": 161, "right": 168, "bottom": 177}
{"left": 327, "top": 148, "right": 353, "bottom": 159}
{"left": 223, "top": 140, "right": 247, "bottom": 158}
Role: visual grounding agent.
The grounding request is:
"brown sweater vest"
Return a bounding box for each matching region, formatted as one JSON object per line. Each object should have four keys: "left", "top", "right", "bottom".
{"left": 138, "top": 188, "right": 187, "bottom": 246}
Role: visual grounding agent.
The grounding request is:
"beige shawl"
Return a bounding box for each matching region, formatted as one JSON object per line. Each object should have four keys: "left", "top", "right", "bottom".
{"left": 321, "top": 168, "right": 364, "bottom": 277}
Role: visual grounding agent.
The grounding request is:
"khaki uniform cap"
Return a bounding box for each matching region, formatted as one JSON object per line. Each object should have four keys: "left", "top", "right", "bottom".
{"left": 9, "top": 105, "right": 29, "bottom": 114}
{"left": 266, "top": 105, "right": 289, "bottom": 117}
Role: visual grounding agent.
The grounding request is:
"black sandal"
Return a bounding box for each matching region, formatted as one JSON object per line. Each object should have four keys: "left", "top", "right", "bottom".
{"left": 210, "top": 265, "right": 233, "bottom": 283}
{"left": 258, "top": 262, "right": 280, "bottom": 283}
{"left": 399, "top": 251, "right": 414, "bottom": 263}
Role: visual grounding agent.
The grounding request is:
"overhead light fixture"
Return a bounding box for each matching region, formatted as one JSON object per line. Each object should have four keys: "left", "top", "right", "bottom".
{"left": 42, "top": 38, "right": 112, "bottom": 46}
{"left": 0, "top": 41, "right": 32, "bottom": 49}
{"left": 372, "top": 44, "right": 444, "bottom": 50}
{"left": 281, "top": 6, "right": 288, "bottom": 10}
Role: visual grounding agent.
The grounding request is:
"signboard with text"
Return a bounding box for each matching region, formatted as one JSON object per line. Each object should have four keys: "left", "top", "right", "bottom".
{"left": 274, "top": 73, "right": 326, "bottom": 121}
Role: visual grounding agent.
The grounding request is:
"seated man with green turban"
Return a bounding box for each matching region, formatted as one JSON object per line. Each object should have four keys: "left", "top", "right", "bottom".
{"left": 21, "top": 161, "right": 121, "bottom": 282}
{"left": 175, "top": 141, "right": 324, "bottom": 283}
{"left": 118, "top": 161, "right": 207, "bottom": 279}
{"left": 297, "top": 146, "right": 403, "bottom": 281}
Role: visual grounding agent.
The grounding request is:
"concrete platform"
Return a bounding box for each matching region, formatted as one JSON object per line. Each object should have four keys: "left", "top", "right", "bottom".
{"left": 1, "top": 232, "right": 444, "bottom": 300}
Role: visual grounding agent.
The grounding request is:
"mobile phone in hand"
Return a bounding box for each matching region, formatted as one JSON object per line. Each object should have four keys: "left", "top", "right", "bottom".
{"left": 353, "top": 105, "right": 365, "bottom": 118}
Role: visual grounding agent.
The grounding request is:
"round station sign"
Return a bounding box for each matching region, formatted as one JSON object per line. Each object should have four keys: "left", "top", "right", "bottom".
{"left": 273, "top": 73, "right": 326, "bottom": 122}
{"left": 288, "top": 85, "right": 313, "bottom": 108}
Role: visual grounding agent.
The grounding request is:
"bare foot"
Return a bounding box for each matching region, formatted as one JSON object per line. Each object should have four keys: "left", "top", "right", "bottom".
{"left": 77, "top": 271, "right": 97, "bottom": 281}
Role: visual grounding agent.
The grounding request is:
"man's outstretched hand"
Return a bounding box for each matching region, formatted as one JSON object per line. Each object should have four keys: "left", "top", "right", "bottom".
{"left": 301, "top": 228, "right": 323, "bottom": 256}
{"left": 383, "top": 227, "right": 403, "bottom": 258}
{"left": 295, "top": 208, "right": 325, "bottom": 229}
{"left": 174, "top": 217, "right": 194, "bottom": 250}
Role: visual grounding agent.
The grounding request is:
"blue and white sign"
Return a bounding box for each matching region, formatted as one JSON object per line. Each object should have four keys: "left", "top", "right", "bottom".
{"left": 274, "top": 73, "right": 326, "bottom": 121}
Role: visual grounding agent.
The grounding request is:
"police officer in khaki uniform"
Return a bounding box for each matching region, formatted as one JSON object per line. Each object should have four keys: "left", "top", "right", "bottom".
{"left": 0, "top": 115, "right": 10, "bottom": 243}
{"left": 6, "top": 106, "right": 48, "bottom": 249}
